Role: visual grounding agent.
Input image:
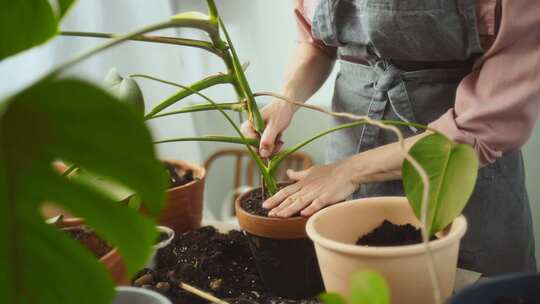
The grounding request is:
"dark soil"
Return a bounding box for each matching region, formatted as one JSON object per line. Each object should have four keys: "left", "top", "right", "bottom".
{"left": 356, "top": 220, "right": 435, "bottom": 247}
{"left": 63, "top": 226, "right": 112, "bottom": 258}
{"left": 164, "top": 162, "right": 195, "bottom": 188}
{"left": 240, "top": 188, "right": 272, "bottom": 216}
{"left": 494, "top": 297, "right": 529, "bottom": 304}
{"left": 132, "top": 226, "right": 320, "bottom": 304}
{"left": 240, "top": 186, "right": 299, "bottom": 217}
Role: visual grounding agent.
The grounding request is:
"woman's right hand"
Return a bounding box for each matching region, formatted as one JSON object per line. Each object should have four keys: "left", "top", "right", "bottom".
{"left": 240, "top": 100, "right": 296, "bottom": 158}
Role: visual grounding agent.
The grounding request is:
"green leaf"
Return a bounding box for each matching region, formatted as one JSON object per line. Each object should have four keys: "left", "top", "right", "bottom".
{"left": 0, "top": 0, "right": 75, "bottom": 59}
{"left": 320, "top": 292, "right": 347, "bottom": 304}
{"left": 0, "top": 78, "right": 167, "bottom": 304}
{"left": 350, "top": 271, "right": 390, "bottom": 304}
{"left": 103, "top": 68, "right": 145, "bottom": 117}
{"left": 402, "top": 133, "right": 478, "bottom": 236}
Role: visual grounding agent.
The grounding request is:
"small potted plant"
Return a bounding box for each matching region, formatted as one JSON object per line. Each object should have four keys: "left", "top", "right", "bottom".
{"left": 57, "top": 0, "right": 478, "bottom": 300}
{"left": 448, "top": 272, "right": 540, "bottom": 304}
{"left": 51, "top": 216, "right": 174, "bottom": 285}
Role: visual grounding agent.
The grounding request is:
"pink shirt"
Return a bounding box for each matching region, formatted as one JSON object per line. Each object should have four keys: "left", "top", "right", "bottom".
{"left": 295, "top": 0, "right": 540, "bottom": 165}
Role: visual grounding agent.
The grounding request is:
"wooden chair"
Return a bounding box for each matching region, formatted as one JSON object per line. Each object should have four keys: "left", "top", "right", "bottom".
{"left": 204, "top": 148, "right": 314, "bottom": 220}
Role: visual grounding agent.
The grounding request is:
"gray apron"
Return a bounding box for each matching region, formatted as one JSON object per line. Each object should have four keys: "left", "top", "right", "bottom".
{"left": 312, "top": 0, "right": 536, "bottom": 275}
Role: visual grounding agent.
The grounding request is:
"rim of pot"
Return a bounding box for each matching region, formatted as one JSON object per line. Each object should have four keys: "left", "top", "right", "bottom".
{"left": 306, "top": 196, "right": 468, "bottom": 257}
{"left": 154, "top": 225, "right": 175, "bottom": 249}
{"left": 114, "top": 286, "right": 172, "bottom": 304}
{"left": 235, "top": 185, "right": 309, "bottom": 239}
{"left": 162, "top": 159, "right": 206, "bottom": 191}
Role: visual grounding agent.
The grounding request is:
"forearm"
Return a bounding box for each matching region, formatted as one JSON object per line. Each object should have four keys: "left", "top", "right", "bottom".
{"left": 346, "top": 132, "right": 430, "bottom": 185}
{"left": 281, "top": 43, "right": 335, "bottom": 107}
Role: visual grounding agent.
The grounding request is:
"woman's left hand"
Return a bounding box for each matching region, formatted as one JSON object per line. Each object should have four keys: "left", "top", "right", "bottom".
{"left": 263, "top": 160, "right": 359, "bottom": 217}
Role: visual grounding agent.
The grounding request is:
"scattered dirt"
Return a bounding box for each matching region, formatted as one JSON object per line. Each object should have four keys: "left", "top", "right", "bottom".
{"left": 63, "top": 226, "right": 112, "bottom": 258}
{"left": 494, "top": 297, "right": 529, "bottom": 304}
{"left": 132, "top": 226, "right": 320, "bottom": 304}
{"left": 356, "top": 220, "right": 435, "bottom": 247}
{"left": 164, "top": 162, "right": 195, "bottom": 188}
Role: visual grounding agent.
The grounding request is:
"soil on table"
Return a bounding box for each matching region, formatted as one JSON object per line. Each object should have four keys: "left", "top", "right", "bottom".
{"left": 356, "top": 220, "right": 436, "bottom": 247}
{"left": 240, "top": 186, "right": 298, "bottom": 217}
{"left": 132, "top": 226, "right": 319, "bottom": 304}
{"left": 493, "top": 297, "right": 529, "bottom": 304}
{"left": 164, "top": 162, "right": 195, "bottom": 188}
{"left": 63, "top": 226, "right": 112, "bottom": 258}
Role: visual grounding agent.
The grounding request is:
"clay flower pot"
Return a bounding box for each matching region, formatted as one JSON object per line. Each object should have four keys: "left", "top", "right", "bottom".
{"left": 56, "top": 218, "right": 175, "bottom": 286}
{"left": 235, "top": 186, "right": 325, "bottom": 299}
{"left": 157, "top": 160, "right": 205, "bottom": 234}
{"left": 448, "top": 272, "right": 540, "bottom": 304}
{"left": 46, "top": 160, "right": 205, "bottom": 235}
{"left": 306, "top": 197, "right": 467, "bottom": 304}
{"left": 113, "top": 287, "right": 172, "bottom": 304}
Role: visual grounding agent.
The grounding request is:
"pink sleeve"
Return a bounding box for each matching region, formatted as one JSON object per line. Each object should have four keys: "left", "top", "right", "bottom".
{"left": 429, "top": 0, "right": 540, "bottom": 165}
{"left": 294, "top": 0, "right": 337, "bottom": 58}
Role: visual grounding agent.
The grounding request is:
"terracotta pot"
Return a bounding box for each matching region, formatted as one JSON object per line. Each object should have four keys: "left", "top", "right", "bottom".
{"left": 55, "top": 218, "right": 175, "bottom": 286}
{"left": 55, "top": 218, "right": 128, "bottom": 285}
{"left": 306, "top": 196, "right": 467, "bottom": 304}
{"left": 157, "top": 160, "right": 205, "bottom": 234}
{"left": 235, "top": 186, "right": 325, "bottom": 299}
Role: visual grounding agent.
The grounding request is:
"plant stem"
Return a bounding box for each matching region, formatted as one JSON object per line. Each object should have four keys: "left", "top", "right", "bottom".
{"left": 49, "top": 21, "right": 175, "bottom": 78}
{"left": 154, "top": 135, "right": 258, "bottom": 147}
{"left": 146, "top": 102, "right": 244, "bottom": 120}
{"left": 139, "top": 75, "right": 275, "bottom": 192}
{"left": 60, "top": 31, "right": 222, "bottom": 57}
{"left": 218, "top": 18, "right": 265, "bottom": 135}
{"left": 135, "top": 74, "right": 233, "bottom": 119}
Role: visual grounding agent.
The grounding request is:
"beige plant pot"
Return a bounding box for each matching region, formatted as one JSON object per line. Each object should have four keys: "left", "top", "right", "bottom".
{"left": 306, "top": 196, "right": 467, "bottom": 304}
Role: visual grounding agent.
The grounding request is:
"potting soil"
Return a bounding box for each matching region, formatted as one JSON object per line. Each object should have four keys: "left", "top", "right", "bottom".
{"left": 356, "top": 220, "right": 436, "bottom": 247}
{"left": 132, "top": 226, "right": 320, "bottom": 304}
{"left": 164, "top": 162, "right": 195, "bottom": 188}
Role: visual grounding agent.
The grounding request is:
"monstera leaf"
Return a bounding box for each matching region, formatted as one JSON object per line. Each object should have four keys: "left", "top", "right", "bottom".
{"left": 0, "top": 78, "right": 167, "bottom": 304}
{"left": 0, "top": 0, "right": 75, "bottom": 59}
{"left": 103, "top": 68, "right": 145, "bottom": 117}
{"left": 402, "top": 133, "right": 478, "bottom": 236}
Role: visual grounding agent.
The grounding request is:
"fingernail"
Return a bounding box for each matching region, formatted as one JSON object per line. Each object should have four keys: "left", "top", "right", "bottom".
{"left": 260, "top": 149, "right": 269, "bottom": 158}
{"left": 262, "top": 202, "right": 270, "bottom": 209}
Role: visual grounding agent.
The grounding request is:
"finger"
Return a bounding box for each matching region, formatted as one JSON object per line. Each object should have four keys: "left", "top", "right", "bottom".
{"left": 286, "top": 168, "right": 310, "bottom": 181}
{"left": 273, "top": 139, "right": 284, "bottom": 154}
{"left": 300, "top": 199, "right": 327, "bottom": 217}
{"left": 268, "top": 195, "right": 297, "bottom": 217}
{"left": 272, "top": 134, "right": 284, "bottom": 154}
{"left": 240, "top": 121, "right": 259, "bottom": 139}
{"left": 276, "top": 190, "right": 318, "bottom": 218}
{"left": 259, "top": 122, "right": 280, "bottom": 158}
{"left": 262, "top": 183, "right": 301, "bottom": 209}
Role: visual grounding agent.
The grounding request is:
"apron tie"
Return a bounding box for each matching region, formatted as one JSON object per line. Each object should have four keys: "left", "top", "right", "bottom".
{"left": 357, "top": 60, "right": 418, "bottom": 153}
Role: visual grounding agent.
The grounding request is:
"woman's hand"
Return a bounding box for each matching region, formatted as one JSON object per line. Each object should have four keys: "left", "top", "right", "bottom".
{"left": 263, "top": 159, "right": 360, "bottom": 217}
{"left": 240, "top": 100, "right": 296, "bottom": 157}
